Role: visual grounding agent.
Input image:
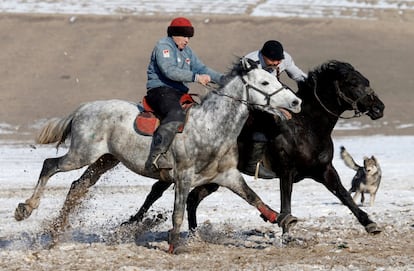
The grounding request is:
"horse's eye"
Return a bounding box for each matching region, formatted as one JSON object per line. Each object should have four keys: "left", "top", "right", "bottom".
{"left": 262, "top": 81, "right": 269, "bottom": 86}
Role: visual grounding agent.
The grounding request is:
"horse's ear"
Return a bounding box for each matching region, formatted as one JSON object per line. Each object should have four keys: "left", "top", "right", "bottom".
{"left": 240, "top": 57, "right": 257, "bottom": 71}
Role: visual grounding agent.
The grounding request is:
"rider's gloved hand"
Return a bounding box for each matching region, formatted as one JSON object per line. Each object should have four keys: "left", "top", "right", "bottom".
{"left": 195, "top": 74, "right": 211, "bottom": 86}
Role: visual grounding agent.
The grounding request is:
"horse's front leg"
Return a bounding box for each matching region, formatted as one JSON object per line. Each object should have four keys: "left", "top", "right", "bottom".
{"left": 15, "top": 157, "right": 62, "bottom": 221}
{"left": 218, "top": 169, "right": 278, "bottom": 223}
{"left": 318, "top": 164, "right": 381, "bottom": 234}
{"left": 168, "top": 177, "right": 190, "bottom": 254}
{"left": 278, "top": 173, "right": 299, "bottom": 233}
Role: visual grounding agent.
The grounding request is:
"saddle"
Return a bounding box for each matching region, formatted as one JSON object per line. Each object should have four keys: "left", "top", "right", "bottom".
{"left": 134, "top": 93, "right": 197, "bottom": 136}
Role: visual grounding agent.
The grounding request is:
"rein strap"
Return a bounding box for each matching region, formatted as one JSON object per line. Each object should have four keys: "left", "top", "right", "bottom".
{"left": 313, "top": 78, "right": 374, "bottom": 119}
{"left": 209, "top": 74, "right": 286, "bottom": 110}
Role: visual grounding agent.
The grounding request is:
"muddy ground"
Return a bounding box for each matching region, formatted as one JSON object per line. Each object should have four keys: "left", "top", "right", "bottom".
{"left": 1, "top": 13, "right": 414, "bottom": 270}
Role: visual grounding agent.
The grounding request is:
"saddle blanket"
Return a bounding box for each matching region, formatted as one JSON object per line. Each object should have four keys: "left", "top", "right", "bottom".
{"left": 134, "top": 93, "right": 196, "bottom": 136}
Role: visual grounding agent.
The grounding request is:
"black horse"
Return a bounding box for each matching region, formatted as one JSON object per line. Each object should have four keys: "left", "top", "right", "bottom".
{"left": 125, "top": 60, "right": 385, "bottom": 235}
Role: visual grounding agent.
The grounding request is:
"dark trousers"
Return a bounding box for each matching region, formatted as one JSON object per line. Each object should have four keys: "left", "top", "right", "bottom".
{"left": 146, "top": 86, "right": 186, "bottom": 125}
{"left": 144, "top": 87, "right": 187, "bottom": 170}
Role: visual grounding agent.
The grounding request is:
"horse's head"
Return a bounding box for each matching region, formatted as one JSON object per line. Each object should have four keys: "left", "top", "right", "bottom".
{"left": 239, "top": 57, "right": 302, "bottom": 120}
{"left": 310, "top": 60, "right": 384, "bottom": 120}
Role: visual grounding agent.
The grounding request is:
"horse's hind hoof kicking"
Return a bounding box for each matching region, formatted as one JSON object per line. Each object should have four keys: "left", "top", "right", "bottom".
{"left": 15, "top": 202, "right": 33, "bottom": 221}
{"left": 120, "top": 216, "right": 140, "bottom": 226}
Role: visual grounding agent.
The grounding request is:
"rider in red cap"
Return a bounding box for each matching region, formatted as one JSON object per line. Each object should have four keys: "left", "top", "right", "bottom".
{"left": 144, "top": 17, "right": 224, "bottom": 172}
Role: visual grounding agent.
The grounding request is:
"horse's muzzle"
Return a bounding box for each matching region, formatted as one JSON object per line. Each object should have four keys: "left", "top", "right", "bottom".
{"left": 367, "top": 110, "right": 384, "bottom": 120}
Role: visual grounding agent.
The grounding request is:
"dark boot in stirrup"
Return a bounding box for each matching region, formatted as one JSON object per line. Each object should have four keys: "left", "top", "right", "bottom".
{"left": 242, "top": 141, "right": 276, "bottom": 179}
{"left": 145, "top": 121, "right": 182, "bottom": 172}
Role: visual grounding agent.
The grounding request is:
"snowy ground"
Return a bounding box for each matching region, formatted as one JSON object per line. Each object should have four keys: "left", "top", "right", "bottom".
{"left": 0, "top": 136, "right": 413, "bottom": 270}
{"left": 1, "top": 136, "right": 413, "bottom": 234}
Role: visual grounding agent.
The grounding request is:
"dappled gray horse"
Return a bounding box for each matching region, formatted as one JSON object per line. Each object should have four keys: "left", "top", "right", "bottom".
{"left": 15, "top": 58, "right": 301, "bottom": 253}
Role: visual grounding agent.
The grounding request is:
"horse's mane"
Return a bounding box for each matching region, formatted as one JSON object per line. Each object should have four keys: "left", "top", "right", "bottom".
{"left": 308, "top": 60, "right": 355, "bottom": 81}
{"left": 219, "top": 57, "right": 251, "bottom": 86}
{"left": 298, "top": 60, "right": 363, "bottom": 98}
{"left": 197, "top": 58, "right": 248, "bottom": 102}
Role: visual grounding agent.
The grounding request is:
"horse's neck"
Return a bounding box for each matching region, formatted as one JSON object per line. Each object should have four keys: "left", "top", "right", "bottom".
{"left": 298, "top": 82, "right": 341, "bottom": 132}
{"left": 190, "top": 77, "right": 249, "bottom": 137}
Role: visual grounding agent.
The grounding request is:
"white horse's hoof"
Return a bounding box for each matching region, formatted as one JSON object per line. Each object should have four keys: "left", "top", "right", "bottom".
{"left": 15, "top": 202, "right": 33, "bottom": 221}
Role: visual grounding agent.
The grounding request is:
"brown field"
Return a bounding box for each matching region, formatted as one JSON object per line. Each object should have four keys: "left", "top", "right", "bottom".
{"left": 1, "top": 13, "right": 413, "bottom": 270}
{"left": 1, "top": 13, "right": 414, "bottom": 139}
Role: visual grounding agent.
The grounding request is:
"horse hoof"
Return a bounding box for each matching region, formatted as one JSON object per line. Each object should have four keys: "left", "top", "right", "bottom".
{"left": 281, "top": 233, "right": 296, "bottom": 244}
{"left": 120, "top": 218, "right": 138, "bottom": 227}
{"left": 365, "top": 223, "right": 382, "bottom": 234}
{"left": 14, "top": 203, "right": 32, "bottom": 221}
{"left": 120, "top": 220, "right": 131, "bottom": 226}
{"left": 277, "top": 214, "right": 298, "bottom": 233}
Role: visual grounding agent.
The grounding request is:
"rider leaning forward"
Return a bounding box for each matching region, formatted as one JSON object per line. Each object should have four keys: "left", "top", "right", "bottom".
{"left": 145, "top": 17, "right": 224, "bottom": 172}
{"left": 241, "top": 40, "right": 307, "bottom": 179}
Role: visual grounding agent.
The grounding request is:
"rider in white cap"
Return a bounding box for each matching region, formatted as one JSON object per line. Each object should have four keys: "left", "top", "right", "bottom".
{"left": 242, "top": 40, "right": 307, "bottom": 179}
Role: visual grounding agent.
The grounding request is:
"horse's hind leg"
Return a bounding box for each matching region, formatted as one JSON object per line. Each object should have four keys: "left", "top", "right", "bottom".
{"left": 186, "top": 183, "right": 220, "bottom": 231}
{"left": 51, "top": 154, "right": 119, "bottom": 233}
{"left": 15, "top": 148, "right": 102, "bottom": 221}
{"left": 124, "top": 180, "right": 172, "bottom": 225}
{"left": 125, "top": 181, "right": 219, "bottom": 231}
{"left": 15, "top": 157, "right": 66, "bottom": 221}
{"left": 318, "top": 165, "right": 381, "bottom": 234}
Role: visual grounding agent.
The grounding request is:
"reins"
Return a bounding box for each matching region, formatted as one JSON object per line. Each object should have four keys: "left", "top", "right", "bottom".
{"left": 312, "top": 77, "right": 374, "bottom": 119}
{"left": 208, "top": 76, "right": 286, "bottom": 110}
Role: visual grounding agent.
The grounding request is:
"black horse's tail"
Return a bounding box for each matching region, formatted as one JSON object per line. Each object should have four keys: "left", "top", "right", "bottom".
{"left": 35, "top": 113, "right": 74, "bottom": 147}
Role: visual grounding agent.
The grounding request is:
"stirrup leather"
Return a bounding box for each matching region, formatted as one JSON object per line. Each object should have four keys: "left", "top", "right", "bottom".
{"left": 254, "top": 160, "right": 261, "bottom": 180}
{"left": 152, "top": 152, "right": 173, "bottom": 170}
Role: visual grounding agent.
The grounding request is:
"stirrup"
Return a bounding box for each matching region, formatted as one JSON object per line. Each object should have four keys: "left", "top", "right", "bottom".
{"left": 254, "top": 161, "right": 260, "bottom": 180}
{"left": 153, "top": 153, "right": 173, "bottom": 170}
{"left": 253, "top": 160, "right": 276, "bottom": 180}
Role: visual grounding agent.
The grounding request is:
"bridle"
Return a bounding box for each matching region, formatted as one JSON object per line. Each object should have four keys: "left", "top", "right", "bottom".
{"left": 210, "top": 74, "right": 287, "bottom": 110}
{"left": 313, "top": 77, "right": 376, "bottom": 119}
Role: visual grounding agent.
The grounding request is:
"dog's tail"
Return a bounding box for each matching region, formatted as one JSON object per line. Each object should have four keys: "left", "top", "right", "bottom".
{"left": 340, "top": 146, "right": 361, "bottom": 171}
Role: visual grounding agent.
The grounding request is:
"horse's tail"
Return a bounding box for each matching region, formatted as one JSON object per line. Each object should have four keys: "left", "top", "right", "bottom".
{"left": 35, "top": 113, "right": 74, "bottom": 146}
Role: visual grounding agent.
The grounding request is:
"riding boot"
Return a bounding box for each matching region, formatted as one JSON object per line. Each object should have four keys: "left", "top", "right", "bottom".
{"left": 145, "top": 121, "right": 182, "bottom": 172}
{"left": 243, "top": 142, "right": 276, "bottom": 179}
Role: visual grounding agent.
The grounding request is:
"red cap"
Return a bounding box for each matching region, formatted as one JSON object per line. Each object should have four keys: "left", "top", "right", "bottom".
{"left": 167, "top": 17, "right": 194, "bottom": 37}
{"left": 170, "top": 17, "right": 192, "bottom": 27}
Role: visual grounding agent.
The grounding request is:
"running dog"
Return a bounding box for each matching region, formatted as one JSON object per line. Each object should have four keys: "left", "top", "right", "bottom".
{"left": 340, "top": 146, "right": 382, "bottom": 206}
